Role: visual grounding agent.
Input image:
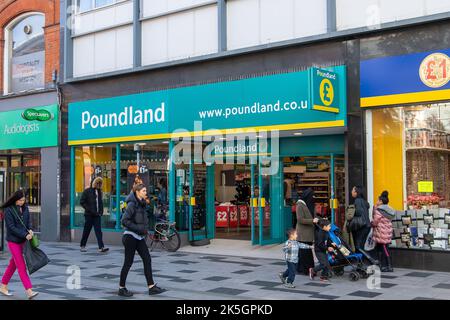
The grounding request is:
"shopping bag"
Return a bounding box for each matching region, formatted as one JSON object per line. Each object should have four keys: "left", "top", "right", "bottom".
{"left": 341, "top": 228, "right": 356, "bottom": 252}
{"left": 364, "top": 228, "right": 376, "bottom": 251}
{"left": 23, "top": 241, "right": 51, "bottom": 275}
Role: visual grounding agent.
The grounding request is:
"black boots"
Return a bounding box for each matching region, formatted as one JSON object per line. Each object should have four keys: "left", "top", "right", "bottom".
{"left": 379, "top": 254, "right": 394, "bottom": 272}
{"left": 384, "top": 256, "right": 394, "bottom": 272}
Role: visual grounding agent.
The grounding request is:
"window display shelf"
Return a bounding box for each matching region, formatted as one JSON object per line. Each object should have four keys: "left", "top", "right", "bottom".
{"left": 297, "top": 184, "right": 328, "bottom": 187}
{"left": 406, "top": 128, "right": 450, "bottom": 134}
{"left": 406, "top": 147, "right": 450, "bottom": 153}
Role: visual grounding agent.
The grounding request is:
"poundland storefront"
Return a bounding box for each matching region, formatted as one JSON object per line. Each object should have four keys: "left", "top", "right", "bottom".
{"left": 68, "top": 66, "right": 347, "bottom": 246}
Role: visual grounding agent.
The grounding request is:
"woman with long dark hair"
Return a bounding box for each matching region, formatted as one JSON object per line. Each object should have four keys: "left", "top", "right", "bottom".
{"left": 350, "top": 186, "right": 371, "bottom": 253}
{"left": 0, "top": 190, "right": 39, "bottom": 299}
{"left": 118, "top": 183, "right": 165, "bottom": 297}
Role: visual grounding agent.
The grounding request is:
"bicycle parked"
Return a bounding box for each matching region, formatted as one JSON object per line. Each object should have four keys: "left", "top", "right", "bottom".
{"left": 121, "top": 201, "right": 181, "bottom": 252}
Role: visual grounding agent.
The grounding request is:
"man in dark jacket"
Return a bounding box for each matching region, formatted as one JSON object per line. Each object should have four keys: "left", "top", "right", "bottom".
{"left": 80, "top": 177, "right": 109, "bottom": 253}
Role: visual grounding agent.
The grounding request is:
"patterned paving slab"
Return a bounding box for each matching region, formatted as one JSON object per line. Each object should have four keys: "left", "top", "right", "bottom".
{"left": 1, "top": 242, "right": 450, "bottom": 300}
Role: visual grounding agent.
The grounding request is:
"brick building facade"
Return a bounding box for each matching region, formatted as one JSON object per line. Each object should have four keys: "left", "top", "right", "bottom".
{"left": 0, "top": 0, "right": 60, "bottom": 93}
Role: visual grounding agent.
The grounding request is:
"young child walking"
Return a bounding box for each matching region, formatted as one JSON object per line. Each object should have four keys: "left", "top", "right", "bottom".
{"left": 279, "top": 229, "right": 312, "bottom": 288}
{"left": 309, "top": 219, "right": 336, "bottom": 282}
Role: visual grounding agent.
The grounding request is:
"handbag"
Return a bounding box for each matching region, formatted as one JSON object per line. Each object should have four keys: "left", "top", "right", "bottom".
{"left": 364, "top": 228, "right": 376, "bottom": 251}
{"left": 347, "top": 215, "right": 365, "bottom": 232}
{"left": 345, "top": 205, "right": 356, "bottom": 221}
{"left": 23, "top": 240, "right": 50, "bottom": 275}
{"left": 11, "top": 207, "right": 40, "bottom": 248}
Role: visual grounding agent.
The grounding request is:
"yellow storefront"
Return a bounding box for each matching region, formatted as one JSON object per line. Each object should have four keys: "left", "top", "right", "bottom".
{"left": 361, "top": 49, "right": 450, "bottom": 255}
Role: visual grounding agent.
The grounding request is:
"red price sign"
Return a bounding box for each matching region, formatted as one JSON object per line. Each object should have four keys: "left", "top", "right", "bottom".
{"left": 229, "top": 206, "right": 238, "bottom": 228}
{"left": 215, "top": 206, "right": 229, "bottom": 228}
{"left": 239, "top": 205, "right": 249, "bottom": 226}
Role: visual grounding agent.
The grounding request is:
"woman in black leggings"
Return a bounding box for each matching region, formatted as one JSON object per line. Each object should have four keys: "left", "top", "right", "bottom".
{"left": 351, "top": 186, "right": 371, "bottom": 252}
{"left": 118, "top": 183, "right": 165, "bottom": 297}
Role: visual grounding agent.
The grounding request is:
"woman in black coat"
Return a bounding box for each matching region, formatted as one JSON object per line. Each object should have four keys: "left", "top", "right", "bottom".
{"left": 350, "top": 186, "right": 371, "bottom": 253}
{"left": 118, "top": 183, "right": 165, "bottom": 297}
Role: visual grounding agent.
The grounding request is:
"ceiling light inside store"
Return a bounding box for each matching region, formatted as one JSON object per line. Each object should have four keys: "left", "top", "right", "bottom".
{"left": 293, "top": 132, "right": 303, "bottom": 136}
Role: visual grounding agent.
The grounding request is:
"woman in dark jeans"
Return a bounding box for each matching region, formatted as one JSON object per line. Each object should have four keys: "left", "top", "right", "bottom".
{"left": 118, "top": 184, "right": 165, "bottom": 297}
{"left": 351, "top": 186, "right": 371, "bottom": 253}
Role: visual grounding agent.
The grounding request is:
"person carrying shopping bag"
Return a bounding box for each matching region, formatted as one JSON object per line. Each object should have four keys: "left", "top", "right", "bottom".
{"left": 0, "top": 190, "right": 39, "bottom": 299}
{"left": 118, "top": 183, "right": 165, "bottom": 297}
{"left": 295, "top": 188, "right": 318, "bottom": 275}
{"left": 348, "top": 186, "right": 371, "bottom": 253}
{"left": 372, "top": 191, "right": 395, "bottom": 272}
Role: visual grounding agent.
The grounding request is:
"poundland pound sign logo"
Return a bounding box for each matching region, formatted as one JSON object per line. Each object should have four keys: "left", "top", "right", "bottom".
{"left": 22, "top": 108, "right": 54, "bottom": 122}
{"left": 419, "top": 53, "right": 450, "bottom": 88}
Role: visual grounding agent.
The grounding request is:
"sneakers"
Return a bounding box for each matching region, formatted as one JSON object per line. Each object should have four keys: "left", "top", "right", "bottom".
{"left": 319, "top": 277, "right": 329, "bottom": 283}
{"left": 148, "top": 284, "right": 165, "bottom": 295}
{"left": 98, "top": 247, "right": 109, "bottom": 253}
{"left": 80, "top": 247, "right": 87, "bottom": 252}
{"left": 283, "top": 282, "right": 295, "bottom": 288}
{"left": 26, "top": 291, "right": 39, "bottom": 300}
{"left": 118, "top": 287, "right": 133, "bottom": 297}
{"left": 0, "top": 287, "right": 12, "bottom": 297}
{"left": 278, "top": 273, "right": 287, "bottom": 284}
{"left": 309, "top": 268, "right": 316, "bottom": 281}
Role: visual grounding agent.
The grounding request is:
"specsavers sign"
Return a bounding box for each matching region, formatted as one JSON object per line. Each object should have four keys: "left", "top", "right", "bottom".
{"left": 0, "top": 104, "right": 58, "bottom": 151}
{"left": 68, "top": 66, "right": 346, "bottom": 145}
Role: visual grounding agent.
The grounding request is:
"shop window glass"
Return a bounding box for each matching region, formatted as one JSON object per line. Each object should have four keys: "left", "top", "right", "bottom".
{"left": 74, "top": 145, "right": 117, "bottom": 229}
{"left": 119, "top": 142, "right": 169, "bottom": 230}
{"left": 78, "top": 0, "right": 120, "bottom": 13}
{"left": 95, "top": 0, "right": 114, "bottom": 7}
{"left": 9, "top": 14, "right": 45, "bottom": 93}
{"left": 78, "top": 0, "right": 93, "bottom": 12}
{"left": 372, "top": 103, "right": 450, "bottom": 251}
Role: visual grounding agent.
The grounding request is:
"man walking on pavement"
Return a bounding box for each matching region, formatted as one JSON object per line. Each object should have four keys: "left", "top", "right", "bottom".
{"left": 80, "top": 177, "right": 109, "bottom": 253}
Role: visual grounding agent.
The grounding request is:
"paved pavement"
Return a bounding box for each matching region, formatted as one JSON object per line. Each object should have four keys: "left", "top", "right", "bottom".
{"left": 0, "top": 241, "right": 449, "bottom": 300}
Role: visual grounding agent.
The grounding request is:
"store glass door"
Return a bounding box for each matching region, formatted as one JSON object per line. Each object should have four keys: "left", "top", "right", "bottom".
{"left": 252, "top": 160, "right": 283, "bottom": 246}
{"left": 189, "top": 162, "right": 214, "bottom": 242}
{"left": 8, "top": 154, "right": 41, "bottom": 233}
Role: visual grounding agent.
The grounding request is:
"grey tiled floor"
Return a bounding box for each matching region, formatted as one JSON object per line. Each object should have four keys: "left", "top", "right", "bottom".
{"left": 0, "top": 241, "right": 449, "bottom": 300}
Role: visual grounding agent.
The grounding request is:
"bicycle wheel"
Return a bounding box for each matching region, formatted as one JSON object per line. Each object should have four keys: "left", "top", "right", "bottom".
{"left": 161, "top": 230, "right": 181, "bottom": 252}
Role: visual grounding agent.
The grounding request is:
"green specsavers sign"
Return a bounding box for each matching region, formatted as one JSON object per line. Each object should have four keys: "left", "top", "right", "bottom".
{"left": 0, "top": 104, "right": 58, "bottom": 151}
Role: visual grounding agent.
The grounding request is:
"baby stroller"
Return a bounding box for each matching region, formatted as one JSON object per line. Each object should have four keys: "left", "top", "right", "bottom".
{"left": 326, "top": 224, "right": 374, "bottom": 281}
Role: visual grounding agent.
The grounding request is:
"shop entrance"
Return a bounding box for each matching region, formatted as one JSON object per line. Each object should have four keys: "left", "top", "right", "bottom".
{"left": 0, "top": 150, "right": 41, "bottom": 233}
{"left": 215, "top": 164, "right": 253, "bottom": 241}
{"left": 283, "top": 154, "right": 346, "bottom": 230}
{"left": 214, "top": 161, "right": 283, "bottom": 246}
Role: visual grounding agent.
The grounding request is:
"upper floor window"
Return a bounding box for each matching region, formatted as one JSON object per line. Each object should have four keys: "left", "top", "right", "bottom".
{"left": 4, "top": 14, "right": 45, "bottom": 94}
{"left": 77, "top": 0, "right": 123, "bottom": 13}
